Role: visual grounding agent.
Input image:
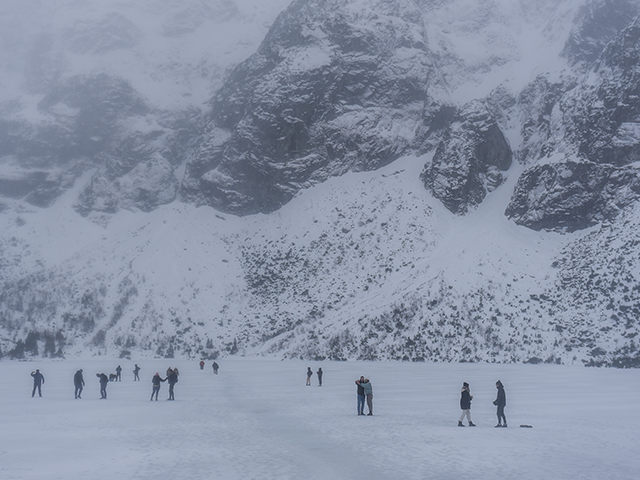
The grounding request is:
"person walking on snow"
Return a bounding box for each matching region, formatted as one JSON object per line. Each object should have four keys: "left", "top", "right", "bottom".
{"left": 494, "top": 380, "right": 507, "bottom": 427}
{"left": 74, "top": 369, "right": 85, "bottom": 399}
{"left": 31, "top": 369, "right": 45, "bottom": 397}
{"left": 458, "top": 382, "right": 476, "bottom": 427}
{"left": 356, "top": 378, "right": 373, "bottom": 415}
{"left": 199, "top": 360, "right": 205, "bottom": 370}
{"left": 317, "top": 367, "right": 323, "bottom": 386}
{"left": 212, "top": 362, "right": 219, "bottom": 374}
{"left": 355, "top": 376, "right": 366, "bottom": 415}
{"left": 150, "top": 373, "right": 166, "bottom": 401}
{"left": 306, "top": 367, "right": 313, "bottom": 386}
{"left": 97, "top": 373, "right": 109, "bottom": 399}
{"left": 133, "top": 364, "right": 140, "bottom": 381}
{"left": 115, "top": 365, "right": 122, "bottom": 381}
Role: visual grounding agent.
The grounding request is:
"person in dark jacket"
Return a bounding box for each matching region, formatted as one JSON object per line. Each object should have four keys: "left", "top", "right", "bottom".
{"left": 133, "top": 364, "right": 140, "bottom": 381}
{"left": 97, "top": 373, "right": 109, "bottom": 399}
{"left": 74, "top": 369, "right": 85, "bottom": 399}
{"left": 31, "top": 369, "right": 45, "bottom": 397}
{"left": 115, "top": 365, "right": 122, "bottom": 381}
{"left": 356, "top": 378, "right": 373, "bottom": 415}
{"left": 317, "top": 367, "right": 323, "bottom": 387}
{"left": 493, "top": 380, "right": 507, "bottom": 427}
{"left": 167, "top": 369, "right": 178, "bottom": 400}
{"left": 306, "top": 367, "right": 313, "bottom": 386}
{"left": 212, "top": 362, "right": 219, "bottom": 374}
{"left": 150, "top": 373, "right": 166, "bottom": 401}
{"left": 458, "top": 382, "right": 476, "bottom": 427}
{"left": 355, "top": 376, "right": 365, "bottom": 415}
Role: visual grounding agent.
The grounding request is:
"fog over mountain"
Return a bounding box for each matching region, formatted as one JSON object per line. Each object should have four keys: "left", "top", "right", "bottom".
{"left": 1, "top": 0, "right": 640, "bottom": 367}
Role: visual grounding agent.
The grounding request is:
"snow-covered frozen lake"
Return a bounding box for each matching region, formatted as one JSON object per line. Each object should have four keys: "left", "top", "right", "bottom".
{"left": 1, "top": 358, "right": 639, "bottom": 480}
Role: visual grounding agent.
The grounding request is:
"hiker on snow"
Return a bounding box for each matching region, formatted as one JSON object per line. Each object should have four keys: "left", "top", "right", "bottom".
{"left": 306, "top": 367, "right": 313, "bottom": 386}
{"left": 355, "top": 376, "right": 366, "bottom": 415}
{"left": 115, "top": 365, "right": 122, "bottom": 381}
{"left": 317, "top": 367, "right": 323, "bottom": 386}
{"left": 167, "top": 368, "right": 178, "bottom": 400}
{"left": 31, "top": 369, "right": 45, "bottom": 397}
{"left": 493, "top": 380, "right": 507, "bottom": 427}
{"left": 97, "top": 373, "right": 109, "bottom": 399}
{"left": 133, "top": 364, "right": 141, "bottom": 381}
{"left": 458, "top": 382, "right": 476, "bottom": 427}
{"left": 151, "top": 373, "right": 166, "bottom": 401}
{"left": 212, "top": 362, "right": 219, "bottom": 374}
{"left": 74, "top": 369, "right": 85, "bottom": 399}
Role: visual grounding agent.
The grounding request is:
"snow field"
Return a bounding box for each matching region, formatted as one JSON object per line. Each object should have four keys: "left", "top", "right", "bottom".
{"left": 1, "top": 359, "right": 639, "bottom": 480}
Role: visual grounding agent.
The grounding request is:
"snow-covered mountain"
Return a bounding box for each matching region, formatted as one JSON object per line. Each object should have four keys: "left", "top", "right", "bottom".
{"left": 1, "top": 0, "right": 640, "bottom": 367}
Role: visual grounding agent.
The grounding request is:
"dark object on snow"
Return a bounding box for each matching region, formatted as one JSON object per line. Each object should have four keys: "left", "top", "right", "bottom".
{"left": 212, "top": 362, "right": 219, "bottom": 374}
{"left": 317, "top": 368, "right": 323, "bottom": 386}
{"left": 520, "top": 425, "right": 533, "bottom": 428}
{"left": 115, "top": 365, "right": 122, "bottom": 381}
{"left": 133, "top": 364, "right": 140, "bottom": 381}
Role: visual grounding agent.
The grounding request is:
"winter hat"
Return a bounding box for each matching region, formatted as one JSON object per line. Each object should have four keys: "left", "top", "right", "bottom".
{"left": 463, "top": 382, "right": 469, "bottom": 387}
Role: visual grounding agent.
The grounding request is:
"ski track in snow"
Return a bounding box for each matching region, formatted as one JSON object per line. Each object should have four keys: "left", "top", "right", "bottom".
{"left": 1, "top": 358, "right": 639, "bottom": 480}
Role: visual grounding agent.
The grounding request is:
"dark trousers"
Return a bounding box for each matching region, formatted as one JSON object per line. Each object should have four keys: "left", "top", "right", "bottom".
{"left": 151, "top": 385, "right": 160, "bottom": 401}
{"left": 100, "top": 385, "right": 107, "bottom": 399}
{"left": 497, "top": 405, "right": 507, "bottom": 424}
{"left": 32, "top": 384, "right": 42, "bottom": 397}
{"left": 168, "top": 383, "right": 175, "bottom": 400}
{"left": 75, "top": 384, "right": 83, "bottom": 398}
{"left": 357, "top": 394, "right": 365, "bottom": 414}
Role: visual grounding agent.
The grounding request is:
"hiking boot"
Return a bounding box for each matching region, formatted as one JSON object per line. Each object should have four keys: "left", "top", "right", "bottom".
{"left": 503, "top": 423, "right": 508, "bottom": 427}
{"left": 495, "top": 424, "right": 502, "bottom": 428}
{"left": 468, "top": 422, "right": 476, "bottom": 427}
{"left": 458, "top": 421, "right": 465, "bottom": 427}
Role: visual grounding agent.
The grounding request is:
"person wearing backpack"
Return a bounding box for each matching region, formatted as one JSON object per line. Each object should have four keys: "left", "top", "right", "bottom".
{"left": 97, "top": 373, "right": 109, "bottom": 399}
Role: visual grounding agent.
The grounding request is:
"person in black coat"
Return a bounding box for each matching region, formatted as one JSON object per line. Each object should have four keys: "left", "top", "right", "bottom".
{"left": 133, "top": 364, "right": 141, "bottom": 381}
{"left": 493, "top": 380, "right": 507, "bottom": 427}
{"left": 306, "top": 367, "right": 313, "bottom": 386}
{"left": 355, "top": 376, "right": 365, "bottom": 415}
{"left": 150, "top": 373, "right": 166, "bottom": 401}
{"left": 167, "top": 369, "right": 178, "bottom": 400}
{"left": 74, "top": 369, "right": 85, "bottom": 399}
{"left": 97, "top": 373, "right": 109, "bottom": 399}
{"left": 115, "top": 365, "right": 122, "bottom": 382}
{"left": 317, "top": 367, "right": 323, "bottom": 387}
{"left": 458, "top": 382, "right": 476, "bottom": 427}
{"left": 31, "top": 369, "right": 45, "bottom": 397}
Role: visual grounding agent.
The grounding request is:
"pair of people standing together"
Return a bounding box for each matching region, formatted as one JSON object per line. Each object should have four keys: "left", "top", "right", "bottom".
{"left": 355, "top": 376, "right": 373, "bottom": 416}
{"left": 458, "top": 380, "right": 507, "bottom": 427}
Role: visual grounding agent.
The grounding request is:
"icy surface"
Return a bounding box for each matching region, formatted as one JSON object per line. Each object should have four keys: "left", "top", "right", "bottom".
{"left": 1, "top": 358, "right": 639, "bottom": 480}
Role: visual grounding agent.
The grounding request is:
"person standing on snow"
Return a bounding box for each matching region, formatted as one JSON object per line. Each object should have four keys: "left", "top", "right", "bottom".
{"left": 115, "top": 365, "right": 122, "bottom": 381}
{"left": 356, "top": 378, "right": 373, "bottom": 415}
{"left": 167, "top": 368, "right": 178, "bottom": 400}
{"left": 212, "top": 361, "right": 219, "bottom": 374}
{"left": 31, "top": 369, "right": 45, "bottom": 397}
{"left": 458, "top": 382, "right": 476, "bottom": 427}
{"left": 355, "top": 376, "right": 366, "bottom": 415}
{"left": 150, "top": 373, "right": 166, "bottom": 401}
{"left": 97, "top": 373, "right": 109, "bottom": 399}
{"left": 74, "top": 369, "right": 85, "bottom": 399}
{"left": 306, "top": 367, "right": 313, "bottom": 386}
{"left": 493, "top": 380, "right": 507, "bottom": 427}
{"left": 133, "top": 364, "right": 141, "bottom": 381}
{"left": 317, "top": 367, "right": 323, "bottom": 386}
{"left": 199, "top": 360, "right": 205, "bottom": 370}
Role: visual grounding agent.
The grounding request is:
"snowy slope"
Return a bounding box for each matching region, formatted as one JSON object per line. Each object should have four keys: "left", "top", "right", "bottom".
{"left": 1, "top": 0, "right": 640, "bottom": 366}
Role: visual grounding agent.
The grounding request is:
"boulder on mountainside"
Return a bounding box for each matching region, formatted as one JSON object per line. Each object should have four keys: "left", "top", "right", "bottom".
{"left": 421, "top": 101, "right": 512, "bottom": 215}
{"left": 505, "top": 161, "right": 640, "bottom": 231}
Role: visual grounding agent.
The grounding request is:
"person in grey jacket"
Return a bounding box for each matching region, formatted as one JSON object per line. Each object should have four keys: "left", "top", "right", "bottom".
{"left": 356, "top": 378, "right": 373, "bottom": 415}
{"left": 494, "top": 380, "right": 507, "bottom": 427}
